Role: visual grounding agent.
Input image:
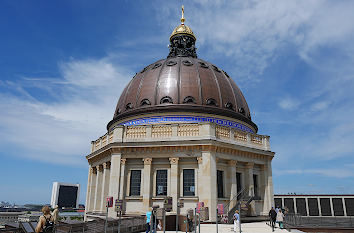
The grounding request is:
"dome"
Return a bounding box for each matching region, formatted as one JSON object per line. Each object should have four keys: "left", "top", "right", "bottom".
{"left": 107, "top": 6, "right": 257, "bottom": 132}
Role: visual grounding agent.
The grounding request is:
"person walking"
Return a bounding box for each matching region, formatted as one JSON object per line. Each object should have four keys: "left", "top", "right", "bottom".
{"left": 268, "top": 207, "right": 277, "bottom": 232}
{"left": 276, "top": 209, "right": 284, "bottom": 229}
{"left": 233, "top": 210, "right": 240, "bottom": 233}
{"left": 35, "top": 206, "right": 54, "bottom": 233}
{"left": 52, "top": 205, "right": 59, "bottom": 224}
{"left": 145, "top": 207, "right": 152, "bottom": 233}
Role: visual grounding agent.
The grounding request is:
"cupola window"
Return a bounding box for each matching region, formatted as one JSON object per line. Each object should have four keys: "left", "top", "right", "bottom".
{"left": 166, "top": 60, "right": 177, "bottom": 66}
{"left": 152, "top": 63, "right": 162, "bottom": 69}
{"left": 125, "top": 103, "right": 133, "bottom": 110}
{"left": 238, "top": 107, "right": 245, "bottom": 115}
{"left": 199, "top": 62, "right": 209, "bottom": 68}
{"left": 140, "top": 99, "right": 151, "bottom": 106}
{"left": 206, "top": 98, "right": 217, "bottom": 106}
{"left": 225, "top": 102, "right": 234, "bottom": 110}
{"left": 160, "top": 96, "right": 173, "bottom": 104}
{"left": 183, "top": 60, "right": 193, "bottom": 66}
{"left": 183, "top": 96, "right": 196, "bottom": 104}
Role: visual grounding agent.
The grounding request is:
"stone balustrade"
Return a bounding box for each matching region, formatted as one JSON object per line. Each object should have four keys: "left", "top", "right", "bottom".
{"left": 91, "top": 122, "right": 271, "bottom": 153}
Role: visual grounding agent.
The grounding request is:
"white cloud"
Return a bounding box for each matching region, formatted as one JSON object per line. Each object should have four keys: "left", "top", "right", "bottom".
{"left": 278, "top": 97, "right": 299, "bottom": 110}
{"left": 0, "top": 58, "right": 132, "bottom": 165}
{"left": 156, "top": 0, "right": 354, "bottom": 81}
{"left": 277, "top": 168, "right": 354, "bottom": 178}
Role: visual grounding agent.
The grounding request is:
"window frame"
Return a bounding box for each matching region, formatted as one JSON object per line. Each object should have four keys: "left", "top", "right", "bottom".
{"left": 155, "top": 169, "right": 168, "bottom": 196}
{"left": 129, "top": 170, "right": 142, "bottom": 196}
{"left": 183, "top": 169, "right": 195, "bottom": 197}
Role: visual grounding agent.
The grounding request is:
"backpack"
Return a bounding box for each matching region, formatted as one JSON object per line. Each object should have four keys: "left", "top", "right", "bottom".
{"left": 43, "top": 215, "right": 54, "bottom": 233}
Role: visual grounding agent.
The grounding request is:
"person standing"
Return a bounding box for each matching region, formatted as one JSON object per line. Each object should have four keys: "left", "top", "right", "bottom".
{"left": 35, "top": 206, "right": 54, "bottom": 233}
{"left": 268, "top": 207, "right": 277, "bottom": 232}
{"left": 52, "top": 205, "right": 59, "bottom": 224}
{"left": 233, "top": 210, "right": 240, "bottom": 233}
{"left": 145, "top": 208, "right": 152, "bottom": 233}
{"left": 276, "top": 209, "right": 284, "bottom": 229}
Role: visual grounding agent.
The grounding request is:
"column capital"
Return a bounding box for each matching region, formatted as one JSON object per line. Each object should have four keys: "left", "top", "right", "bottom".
{"left": 228, "top": 160, "right": 237, "bottom": 166}
{"left": 259, "top": 164, "right": 267, "bottom": 171}
{"left": 197, "top": 157, "right": 203, "bottom": 164}
{"left": 215, "top": 157, "right": 220, "bottom": 163}
{"left": 91, "top": 167, "right": 97, "bottom": 174}
{"left": 143, "top": 157, "right": 152, "bottom": 165}
{"left": 103, "top": 162, "right": 111, "bottom": 169}
{"left": 97, "top": 164, "right": 104, "bottom": 172}
{"left": 245, "top": 162, "right": 254, "bottom": 168}
{"left": 169, "top": 157, "right": 179, "bottom": 165}
{"left": 120, "top": 158, "right": 127, "bottom": 165}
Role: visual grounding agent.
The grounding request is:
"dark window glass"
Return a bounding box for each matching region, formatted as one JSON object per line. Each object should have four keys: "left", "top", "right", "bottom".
{"left": 308, "top": 198, "right": 319, "bottom": 216}
{"left": 320, "top": 198, "right": 332, "bottom": 216}
{"left": 275, "top": 198, "right": 283, "bottom": 209}
{"left": 345, "top": 198, "right": 354, "bottom": 216}
{"left": 156, "top": 170, "right": 167, "bottom": 196}
{"left": 253, "top": 174, "right": 258, "bottom": 197}
{"left": 332, "top": 198, "right": 345, "bottom": 216}
{"left": 236, "top": 172, "right": 242, "bottom": 199}
{"left": 217, "top": 170, "right": 224, "bottom": 198}
{"left": 284, "top": 198, "right": 295, "bottom": 213}
{"left": 129, "top": 170, "right": 141, "bottom": 196}
{"left": 183, "top": 169, "right": 195, "bottom": 196}
{"left": 58, "top": 185, "right": 78, "bottom": 208}
{"left": 296, "top": 198, "right": 307, "bottom": 216}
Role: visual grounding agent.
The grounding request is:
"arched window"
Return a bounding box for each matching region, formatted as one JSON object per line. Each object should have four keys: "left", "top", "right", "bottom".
{"left": 225, "top": 102, "right": 234, "bottom": 110}
{"left": 115, "top": 108, "right": 121, "bottom": 115}
{"left": 160, "top": 96, "right": 173, "bottom": 104}
{"left": 206, "top": 98, "right": 217, "bottom": 106}
{"left": 183, "top": 96, "right": 196, "bottom": 104}
{"left": 125, "top": 103, "right": 133, "bottom": 110}
{"left": 140, "top": 99, "right": 151, "bottom": 106}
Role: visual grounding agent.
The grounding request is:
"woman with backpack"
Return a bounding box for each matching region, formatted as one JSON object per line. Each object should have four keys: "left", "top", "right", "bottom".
{"left": 35, "top": 206, "right": 54, "bottom": 233}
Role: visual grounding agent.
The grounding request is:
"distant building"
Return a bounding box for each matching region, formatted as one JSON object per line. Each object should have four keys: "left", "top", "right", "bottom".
{"left": 18, "top": 213, "right": 41, "bottom": 222}
{"left": 51, "top": 182, "right": 80, "bottom": 209}
{"left": 0, "top": 212, "right": 24, "bottom": 225}
{"left": 274, "top": 194, "right": 354, "bottom": 217}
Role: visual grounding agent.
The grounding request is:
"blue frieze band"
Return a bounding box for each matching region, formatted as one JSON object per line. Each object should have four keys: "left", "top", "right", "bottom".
{"left": 118, "top": 115, "right": 254, "bottom": 133}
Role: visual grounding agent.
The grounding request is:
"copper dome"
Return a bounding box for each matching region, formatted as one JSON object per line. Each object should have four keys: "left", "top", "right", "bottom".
{"left": 107, "top": 9, "right": 257, "bottom": 132}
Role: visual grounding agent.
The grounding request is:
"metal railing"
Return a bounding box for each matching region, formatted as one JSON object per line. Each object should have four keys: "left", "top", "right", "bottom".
{"left": 284, "top": 213, "right": 354, "bottom": 229}
{"left": 0, "top": 217, "right": 146, "bottom": 233}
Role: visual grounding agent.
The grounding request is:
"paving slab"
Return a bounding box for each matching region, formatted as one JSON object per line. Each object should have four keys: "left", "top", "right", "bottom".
{"left": 141, "top": 221, "right": 305, "bottom": 233}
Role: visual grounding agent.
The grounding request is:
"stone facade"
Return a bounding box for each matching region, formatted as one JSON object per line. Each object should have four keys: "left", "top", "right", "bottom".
{"left": 85, "top": 113, "right": 275, "bottom": 221}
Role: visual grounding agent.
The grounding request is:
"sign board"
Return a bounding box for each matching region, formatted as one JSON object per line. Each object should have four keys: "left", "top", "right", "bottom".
{"left": 156, "top": 208, "right": 164, "bottom": 219}
{"left": 115, "top": 199, "right": 123, "bottom": 212}
{"left": 217, "top": 204, "right": 224, "bottom": 215}
{"left": 164, "top": 196, "right": 173, "bottom": 212}
{"left": 196, "top": 202, "right": 204, "bottom": 213}
{"left": 106, "top": 197, "right": 113, "bottom": 207}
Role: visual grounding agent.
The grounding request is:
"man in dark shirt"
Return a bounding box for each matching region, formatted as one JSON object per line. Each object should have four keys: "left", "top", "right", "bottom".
{"left": 268, "top": 207, "right": 277, "bottom": 232}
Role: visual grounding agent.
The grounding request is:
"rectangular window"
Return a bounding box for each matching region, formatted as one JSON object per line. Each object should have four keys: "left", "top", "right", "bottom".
{"left": 236, "top": 172, "right": 242, "bottom": 199}
{"left": 183, "top": 169, "right": 195, "bottom": 196}
{"left": 253, "top": 174, "right": 258, "bottom": 197}
{"left": 129, "top": 170, "right": 141, "bottom": 196}
{"left": 217, "top": 170, "right": 224, "bottom": 198}
{"left": 156, "top": 170, "right": 167, "bottom": 196}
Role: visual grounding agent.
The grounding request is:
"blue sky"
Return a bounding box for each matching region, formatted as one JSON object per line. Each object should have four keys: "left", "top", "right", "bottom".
{"left": 1, "top": 0, "right": 354, "bottom": 205}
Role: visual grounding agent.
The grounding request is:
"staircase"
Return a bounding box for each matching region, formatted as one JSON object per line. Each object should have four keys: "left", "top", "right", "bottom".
{"left": 225, "top": 188, "right": 255, "bottom": 224}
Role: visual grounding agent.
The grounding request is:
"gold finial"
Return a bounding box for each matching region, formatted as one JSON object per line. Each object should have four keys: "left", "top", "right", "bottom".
{"left": 181, "top": 5, "right": 185, "bottom": 24}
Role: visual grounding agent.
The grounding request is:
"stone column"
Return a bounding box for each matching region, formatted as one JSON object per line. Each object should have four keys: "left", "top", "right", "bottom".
{"left": 108, "top": 153, "right": 122, "bottom": 218}
{"left": 170, "top": 157, "right": 180, "bottom": 213}
{"left": 260, "top": 164, "right": 270, "bottom": 215}
{"left": 198, "top": 151, "right": 217, "bottom": 221}
{"left": 88, "top": 167, "right": 97, "bottom": 212}
{"left": 228, "top": 160, "right": 237, "bottom": 209}
{"left": 245, "top": 162, "right": 256, "bottom": 216}
{"left": 85, "top": 166, "right": 92, "bottom": 214}
{"left": 119, "top": 159, "right": 126, "bottom": 200}
{"left": 94, "top": 165, "right": 104, "bottom": 212}
{"left": 266, "top": 160, "right": 275, "bottom": 209}
{"left": 100, "top": 162, "right": 111, "bottom": 211}
{"left": 142, "top": 158, "right": 152, "bottom": 212}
